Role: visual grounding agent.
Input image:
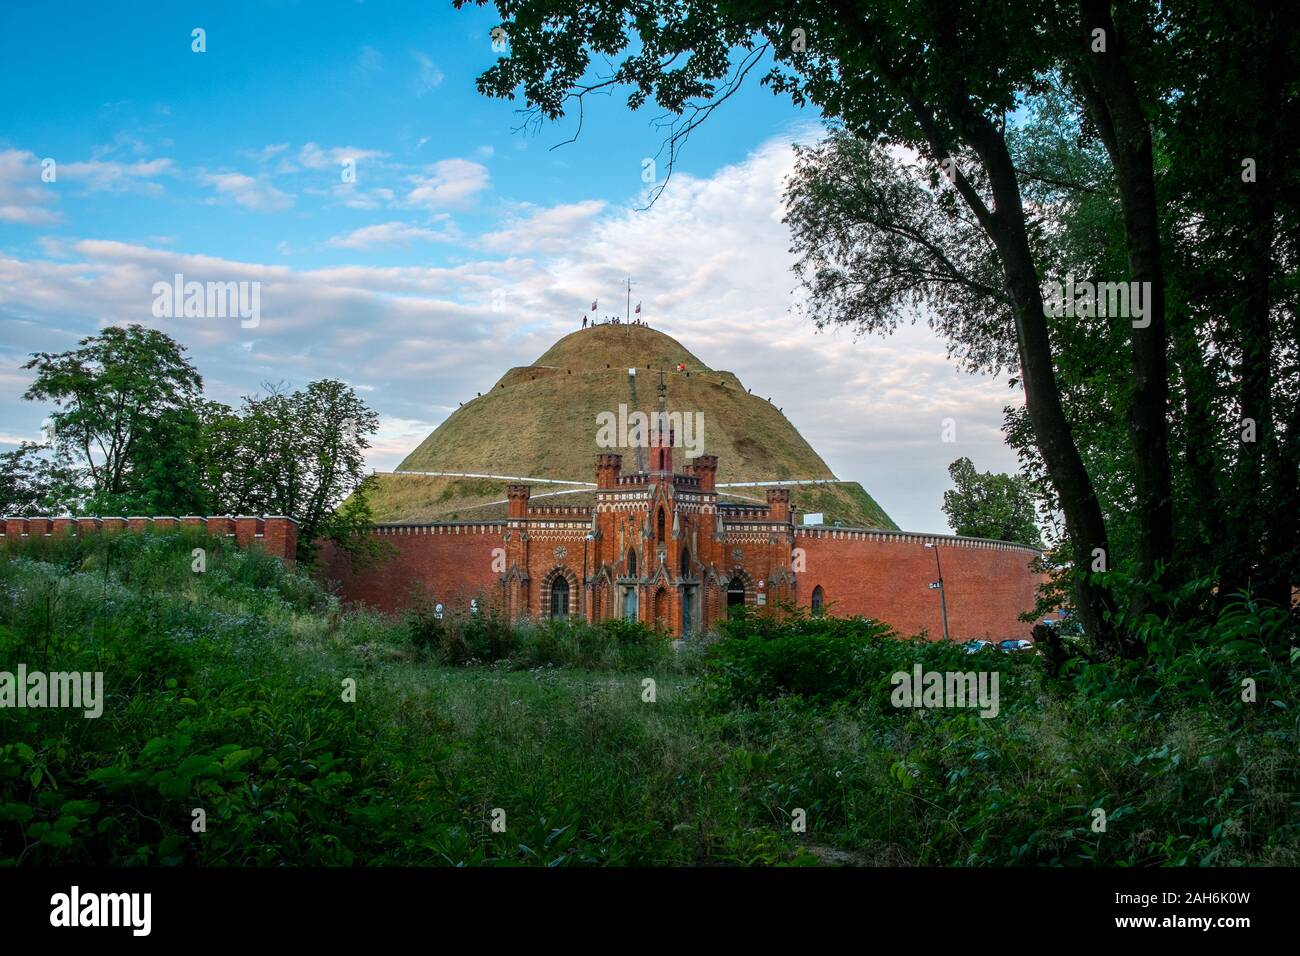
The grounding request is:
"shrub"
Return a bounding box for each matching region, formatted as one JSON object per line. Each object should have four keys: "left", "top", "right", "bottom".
{"left": 700, "top": 614, "right": 993, "bottom": 709}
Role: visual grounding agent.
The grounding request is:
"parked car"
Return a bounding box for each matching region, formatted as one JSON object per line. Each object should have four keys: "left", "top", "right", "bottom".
{"left": 962, "top": 639, "right": 994, "bottom": 654}
{"left": 997, "top": 639, "right": 1035, "bottom": 653}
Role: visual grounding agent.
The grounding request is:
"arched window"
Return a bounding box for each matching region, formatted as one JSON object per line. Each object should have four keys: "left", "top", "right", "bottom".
{"left": 657, "top": 507, "right": 666, "bottom": 541}
{"left": 811, "top": 586, "right": 824, "bottom": 616}
{"left": 727, "top": 575, "right": 746, "bottom": 609}
{"left": 679, "top": 547, "right": 690, "bottom": 578}
{"left": 627, "top": 548, "right": 637, "bottom": 577}
{"left": 550, "top": 577, "right": 569, "bottom": 619}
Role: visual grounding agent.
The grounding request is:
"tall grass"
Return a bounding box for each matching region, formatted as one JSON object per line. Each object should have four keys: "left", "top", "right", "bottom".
{"left": 1, "top": 530, "right": 1294, "bottom": 866}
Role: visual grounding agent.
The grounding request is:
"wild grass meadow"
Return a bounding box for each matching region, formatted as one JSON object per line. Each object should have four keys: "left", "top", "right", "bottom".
{"left": 1, "top": 530, "right": 1295, "bottom": 866}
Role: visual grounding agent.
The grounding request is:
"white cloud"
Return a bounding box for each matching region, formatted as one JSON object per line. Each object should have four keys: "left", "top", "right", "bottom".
{"left": 200, "top": 172, "right": 294, "bottom": 211}
{"left": 405, "top": 159, "right": 490, "bottom": 209}
{"left": 58, "top": 157, "right": 173, "bottom": 193}
{"left": 358, "top": 45, "right": 384, "bottom": 73}
{"left": 307, "top": 182, "right": 397, "bottom": 210}
{"left": 481, "top": 200, "right": 608, "bottom": 254}
{"left": 0, "top": 149, "right": 60, "bottom": 224}
{"left": 412, "top": 53, "right": 444, "bottom": 96}
{"left": 370, "top": 415, "right": 438, "bottom": 469}
{"left": 247, "top": 143, "right": 289, "bottom": 164}
{"left": 326, "top": 219, "right": 457, "bottom": 249}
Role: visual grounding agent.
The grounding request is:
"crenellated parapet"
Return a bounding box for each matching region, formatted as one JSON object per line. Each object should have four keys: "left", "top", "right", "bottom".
{"left": 0, "top": 514, "right": 299, "bottom": 564}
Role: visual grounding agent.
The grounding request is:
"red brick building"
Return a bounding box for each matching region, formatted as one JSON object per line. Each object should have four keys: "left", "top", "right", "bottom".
{"left": 323, "top": 378, "right": 1044, "bottom": 641}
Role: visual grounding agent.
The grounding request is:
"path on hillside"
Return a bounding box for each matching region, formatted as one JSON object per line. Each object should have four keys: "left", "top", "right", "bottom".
{"left": 385, "top": 469, "right": 843, "bottom": 489}
{"left": 390, "top": 469, "right": 595, "bottom": 486}
{"left": 477, "top": 486, "right": 770, "bottom": 507}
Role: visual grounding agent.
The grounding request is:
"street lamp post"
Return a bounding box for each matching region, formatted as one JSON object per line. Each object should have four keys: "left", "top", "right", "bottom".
{"left": 582, "top": 532, "right": 594, "bottom": 622}
{"left": 925, "top": 542, "right": 951, "bottom": 643}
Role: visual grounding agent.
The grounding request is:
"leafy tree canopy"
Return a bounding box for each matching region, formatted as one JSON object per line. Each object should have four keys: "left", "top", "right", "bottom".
{"left": 942, "top": 457, "right": 1042, "bottom": 548}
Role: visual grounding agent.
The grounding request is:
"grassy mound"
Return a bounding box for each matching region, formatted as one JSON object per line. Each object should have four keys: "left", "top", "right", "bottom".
{"left": 365, "top": 472, "right": 896, "bottom": 529}
{"left": 372, "top": 324, "right": 895, "bottom": 523}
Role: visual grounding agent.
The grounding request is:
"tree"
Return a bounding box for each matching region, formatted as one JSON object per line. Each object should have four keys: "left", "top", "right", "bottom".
{"left": 290, "top": 379, "right": 380, "bottom": 559}
{"left": 18, "top": 328, "right": 383, "bottom": 563}
{"left": 0, "top": 442, "right": 82, "bottom": 515}
{"left": 23, "top": 325, "right": 202, "bottom": 504}
{"left": 208, "top": 380, "right": 380, "bottom": 561}
{"left": 111, "top": 406, "right": 213, "bottom": 516}
{"left": 942, "top": 457, "right": 1041, "bottom": 547}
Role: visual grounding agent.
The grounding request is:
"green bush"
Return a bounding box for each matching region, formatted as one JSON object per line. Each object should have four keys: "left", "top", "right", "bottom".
{"left": 700, "top": 613, "right": 998, "bottom": 709}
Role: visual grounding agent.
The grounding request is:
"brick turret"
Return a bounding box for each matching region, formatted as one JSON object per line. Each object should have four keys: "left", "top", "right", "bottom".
{"left": 691, "top": 454, "right": 718, "bottom": 492}
{"left": 507, "top": 484, "right": 531, "bottom": 518}
{"left": 596, "top": 453, "right": 623, "bottom": 489}
{"left": 766, "top": 488, "right": 791, "bottom": 523}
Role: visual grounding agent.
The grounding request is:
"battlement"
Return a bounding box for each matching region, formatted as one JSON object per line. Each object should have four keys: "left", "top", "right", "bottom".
{"left": 526, "top": 505, "right": 593, "bottom": 517}
{"left": 0, "top": 514, "right": 299, "bottom": 564}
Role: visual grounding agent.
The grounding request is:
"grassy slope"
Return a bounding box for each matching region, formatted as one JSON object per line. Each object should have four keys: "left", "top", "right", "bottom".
{"left": 366, "top": 473, "right": 897, "bottom": 529}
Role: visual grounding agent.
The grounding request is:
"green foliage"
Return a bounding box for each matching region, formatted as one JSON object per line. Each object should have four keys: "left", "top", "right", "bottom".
{"left": 215, "top": 379, "right": 380, "bottom": 560}
{"left": 696, "top": 596, "right": 1298, "bottom": 865}
{"left": 93, "top": 407, "right": 213, "bottom": 516}
{"left": 22, "top": 324, "right": 203, "bottom": 505}
{"left": 0, "top": 442, "right": 83, "bottom": 516}
{"left": 941, "top": 457, "right": 1041, "bottom": 546}
{"left": 702, "top": 614, "right": 972, "bottom": 709}
{"left": 1, "top": 532, "right": 1294, "bottom": 867}
{"left": 402, "top": 600, "right": 683, "bottom": 673}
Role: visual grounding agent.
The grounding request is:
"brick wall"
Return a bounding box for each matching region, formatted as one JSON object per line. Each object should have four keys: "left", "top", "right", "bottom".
{"left": 0, "top": 515, "right": 299, "bottom": 564}
{"left": 795, "top": 529, "right": 1043, "bottom": 640}
{"left": 318, "top": 523, "right": 505, "bottom": 614}
{"left": 318, "top": 519, "right": 1045, "bottom": 641}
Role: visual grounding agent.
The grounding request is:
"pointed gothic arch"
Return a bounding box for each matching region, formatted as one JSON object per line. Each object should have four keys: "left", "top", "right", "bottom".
{"left": 653, "top": 587, "right": 669, "bottom": 630}
{"left": 725, "top": 568, "right": 755, "bottom": 613}
{"left": 540, "top": 566, "right": 578, "bottom": 621}
{"left": 550, "top": 577, "right": 570, "bottom": 618}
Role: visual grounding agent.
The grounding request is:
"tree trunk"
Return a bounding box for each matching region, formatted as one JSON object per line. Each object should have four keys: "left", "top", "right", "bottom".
{"left": 1074, "top": 1, "right": 1174, "bottom": 602}
{"left": 957, "top": 113, "right": 1119, "bottom": 649}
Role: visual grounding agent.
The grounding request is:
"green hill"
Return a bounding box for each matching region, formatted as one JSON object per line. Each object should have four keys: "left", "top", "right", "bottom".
{"left": 374, "top": 324, "right": 896, "bottom": 529}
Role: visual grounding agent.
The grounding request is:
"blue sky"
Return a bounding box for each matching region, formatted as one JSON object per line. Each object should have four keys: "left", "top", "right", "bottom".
{"left": 1, "top": 1, "right": 793, "bottom": 267}
{"left": 0, "top": 0, "right": 1021, "bottom": 534}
